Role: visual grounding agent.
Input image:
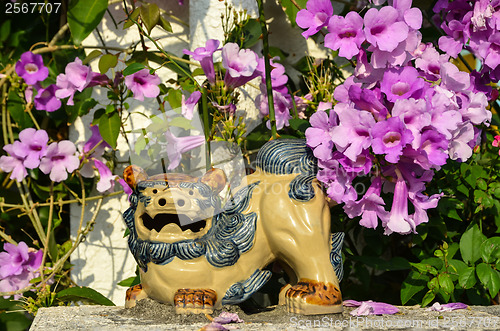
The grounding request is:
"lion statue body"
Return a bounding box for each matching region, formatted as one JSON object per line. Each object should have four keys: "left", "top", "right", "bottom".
{"left": 122, "top": 139, "right": 344, "bottom": 315}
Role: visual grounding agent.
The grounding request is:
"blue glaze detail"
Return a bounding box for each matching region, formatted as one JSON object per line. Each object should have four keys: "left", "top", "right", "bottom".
{"left": 222, "top": 269, "right": 272, "bottom": 305}
{"left": 256, "top": 139, "right": 317, "bottom": 202}
{"left": 330, "top": 232, "right": 344, "bottom": 282}
{"left": 123, "top": 181, "right": 261, "bottom": 271}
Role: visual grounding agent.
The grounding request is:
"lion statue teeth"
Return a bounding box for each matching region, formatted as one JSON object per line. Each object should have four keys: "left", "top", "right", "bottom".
{"left": 122, "top": 139, "right": 344, "bottom": 315}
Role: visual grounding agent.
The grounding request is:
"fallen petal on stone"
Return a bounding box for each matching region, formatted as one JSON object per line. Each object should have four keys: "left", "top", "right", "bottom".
{"left": 348, "top": 300, "right": 399, "bottom": 315}
{"left": 213, "top": 312, "right": 244, "bottom": 324}
{"left": 427, "top": 302, "right": 468, "bottom": 312}
{"left": 343, "top": 299, "right": 362, "bottom": 307}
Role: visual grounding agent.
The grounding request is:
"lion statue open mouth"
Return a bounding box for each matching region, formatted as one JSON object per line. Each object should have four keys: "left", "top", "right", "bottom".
{"left": 122, "top": 139, "right": 344, "bottom": 315}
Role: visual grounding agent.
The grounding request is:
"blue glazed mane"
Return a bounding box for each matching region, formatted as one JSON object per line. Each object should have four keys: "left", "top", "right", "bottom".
{"left": 123, "top": 181, "right": 260, "bottom": 271}
{"left": 256, "top": 139, "right": 318, "bottom": 201}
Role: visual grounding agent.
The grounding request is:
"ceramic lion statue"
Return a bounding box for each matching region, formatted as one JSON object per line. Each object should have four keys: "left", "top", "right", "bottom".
{"left": 122, "top": 139, "right": 344, "bottom": 315}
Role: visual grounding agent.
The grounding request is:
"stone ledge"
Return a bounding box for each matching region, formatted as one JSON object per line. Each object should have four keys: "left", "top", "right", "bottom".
{"left": 30, "top": 299, "right": 500, "bottom": 330}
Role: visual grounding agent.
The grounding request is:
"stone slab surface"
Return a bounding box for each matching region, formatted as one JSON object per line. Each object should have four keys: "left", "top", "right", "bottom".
{"left": 30, "top": 299, "right": 500, "bottom": 331}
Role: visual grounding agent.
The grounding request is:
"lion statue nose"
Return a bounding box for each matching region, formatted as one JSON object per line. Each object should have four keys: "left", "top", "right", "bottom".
{"left": 154, "top": 194, "right": 190, "bottom": 210}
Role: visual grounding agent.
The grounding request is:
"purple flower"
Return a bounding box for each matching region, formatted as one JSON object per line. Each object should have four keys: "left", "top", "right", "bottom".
{"left": 256, "top": 57, "right": 288, "bottom": 93}
{"left": 325, "top": 12, "right": 365, "bottom": 59}
{"left": 39, "top": 141, "right": 80, "bottom": 182}
{"left": 296, "top": 0, "right": 333, "bottom": 39}
{"left": 15, "top": 52, "right": 49, "bottom": 85}
{"left": 384, "top": 172, "right": 413, "bottom": 235}
{"left": 94, "top": 159, "right": 117, "bottom": 193}
{"left": 83, "top": 125, "right": 111, "bottom": 156}
{"left": 0, "top": 144, "right": 28, "bottom": 182}
{"left": 0, "top": 242, "right": 42, "bottom": 299}
{"left": 0, "top": 242, "right": 30, "bottom": 278}
{"left": 448, "top": 122, "right": 475, "bottom": 161}
{"left": 318, "top": 159, "right": 358, "bottom": 204}
{"left": 181, "top": 90, "right": 202, "bottom": 120}
{"left": 165, "top": 131, "right": 205, "bottom": 170}
{"left": 16, "top": 128, "right": 49, "bottom": 169}
{"left": 65, "top": 57, "right": 92, "bottom": 92}
{"left": 344, "top": 300, "right": 399, "bottom": 316}
{"left": 331, "top": 103, "right": 376, "bottom": 162}
{"left": 440, "top": 62, "right": 470, "bottom": 92}
{"left": 363, "top": 6, "right": 409, "bottom": 52}
{"left": 380, "top": 66, "right": 425, "bottom": 102}
{"left": 344, "top": 177, "right": 388, "bottom": 229}
{"left": 124, "top": 69, "right": 161, "bottom": 101}
{"left": 183, "top": 39, "right": 220, "bottom": 85}
{"left": 221, "top": 43, "right": 259, "bottom": 89}
{"left": 371, "top": 117, "right": 413, "bottom": 164}
{"left": 391, "top": 98, "right": 431, "bottom": 150}
{"left": 306, "top": 110, "right": 337, "bottom": 161}
{"left": 34, "top": 84, "right": 62, "bottom": 112}
{"left": 256, "top": 89, "right": 293, "bottom": 130}
{"left": 427, "top": 302, "right": 468, "bottom": 312}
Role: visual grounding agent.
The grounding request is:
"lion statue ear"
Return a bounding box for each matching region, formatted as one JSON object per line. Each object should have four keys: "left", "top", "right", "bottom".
{"left": 123, "top": 165, "right": 148, "bottom": 190}
{"left": 200, "top": 168, "right": 227, "bottom": 194}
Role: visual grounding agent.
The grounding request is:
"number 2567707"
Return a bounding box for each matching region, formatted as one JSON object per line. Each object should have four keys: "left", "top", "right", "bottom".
{"left": 5, "top": 2, "right": 61, "bottom": 14}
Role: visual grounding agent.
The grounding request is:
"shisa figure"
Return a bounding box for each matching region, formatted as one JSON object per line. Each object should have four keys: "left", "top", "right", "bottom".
{"left": 122, "top": 139, "right": 344, "bottom": 315}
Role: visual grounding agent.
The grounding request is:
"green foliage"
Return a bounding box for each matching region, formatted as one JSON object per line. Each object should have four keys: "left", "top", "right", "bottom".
{"left": 278, "top": 0, "right": 308, "bottom": 27}
{"left": 67, "top": 0, "right": 109, "bottom": 45}
{"left": 55, "top": 286, "right": 115, "bottom": 306}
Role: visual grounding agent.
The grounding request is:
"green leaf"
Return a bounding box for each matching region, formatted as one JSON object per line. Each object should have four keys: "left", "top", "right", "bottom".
{"left": 401, "top": 271, "right": 429, "bottom": 305}
{"left": 460, "top": 224, "right": 487, "bottom": 264}
{"left": 421, "top": 290, "right": 435, "bottom": 307}
{"left": 459, "top": 267, "right": 477, "bottom": 289}
{"left": 476, "top": 263, "right": 500, "bottom": 298}
{"left": 481, "top": 237, "right": 500, "bottom": 263}
{"left": 0, "top": 20, "right": 11, "bottom": 43}
{"left": 8, "top": 90, "right": 33, "bottom": 129}
{"left": 79, "top": 98, "right": 98, "bottom": 117}
{"left": 477, "top": 178, "right": 487, "bottom": 190}
{"left": 55, "top": 286, "right": 115, "bottom": 306}
{"left": 167, "top": 89, "right": 182, "bottom": 110}
{"left": 437, "top": 273, "right": 454, "bottom": 294}
{"left": 140, "top": 3, "right": 160, "bottom": 35}
{"left": 428, "top": 276, "right": 440, "bottom": 293}
{"left": 159, "top": 15, "right": 173, "bottom": 32}
{"left": 289, "top": 118, "right": 311, "bottom": 134}
{"left": 117, "top": 275, "right": 141, "bottom": 287}
{"left": 123, "top": 8, "right": 140, "bottom": 29}
{"left": 92, "top": 108, "right": 105, "bottom": 125}
{"left": 123, "top": 62, "right": 147, "bottom": 76}
{"left": 82, "top": 50, "right": 102, "bottom": 65}
{"left": 447, "top": 259, "right": 467, "bottom": 280}
{"left": 67, "top": 0, "right": 109, "bottom": 46}
{"left": 105, "top": 104, "right": 115, "bottom": 114}
{"left": 169, "top": 117, "right": 195, "bottom": 130}
{"left": 279, "top": 0, "right": 308, "bottom": 27}
{"left": 240, "top": 19, "right": 262, "bottom": 48}
{"left": 98, "top": 112, "right": 121, "bottom": 149}
{"left": 98, "top": 54, "right": 118, "bottom": 74}
{"left": 410, "top": 262, "right": 437, "bottom": 275}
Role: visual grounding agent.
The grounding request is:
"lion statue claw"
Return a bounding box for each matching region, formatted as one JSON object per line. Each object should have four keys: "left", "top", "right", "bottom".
{"left": 122, "top": 139, "right": 344, "bottom": 315}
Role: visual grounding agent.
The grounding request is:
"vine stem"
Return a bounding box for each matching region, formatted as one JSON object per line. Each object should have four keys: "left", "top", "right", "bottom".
{"left": 202, "top": 87, "right": 211, "bottom": 170}
{"left": 256, "top": 0, "right": 277, "bottom": 140}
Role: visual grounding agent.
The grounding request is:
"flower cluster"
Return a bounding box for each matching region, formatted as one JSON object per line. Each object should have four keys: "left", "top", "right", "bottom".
{"left": 183, "top": 41, "right": 293, "bottom": 129}
{"left": 304, "top": 0, "right": 493, "bottom": 235}
{"left": 433, "top": 0, "right": 500, "bottom": 98}
{"left": 0, "top": 128, "right": 79, "bottom": 182}
{"left": 0, "top": 242, "right": 42, "bottom": 299}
